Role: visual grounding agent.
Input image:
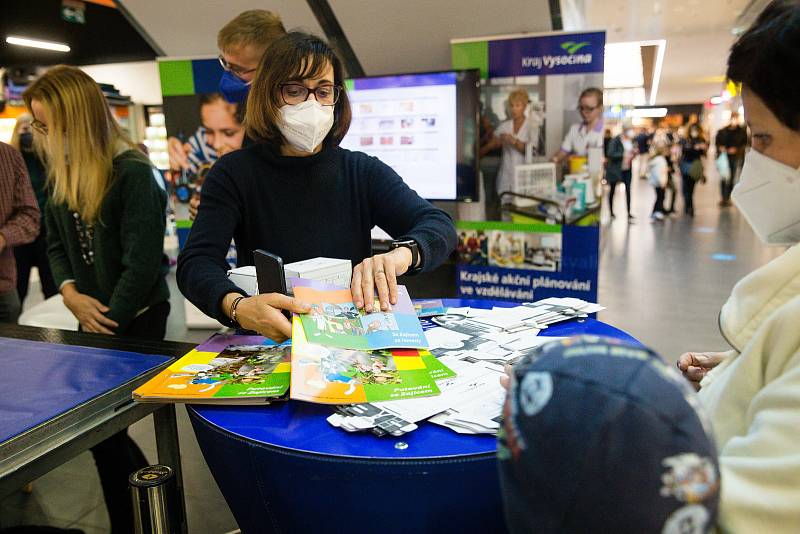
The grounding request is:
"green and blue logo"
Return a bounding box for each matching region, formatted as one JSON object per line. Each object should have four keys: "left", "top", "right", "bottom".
{"left": 560, "top": 41, "right": 591, "bottom": 54}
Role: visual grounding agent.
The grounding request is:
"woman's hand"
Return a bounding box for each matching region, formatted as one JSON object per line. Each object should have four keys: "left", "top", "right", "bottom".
{"left": 167, "top": 136, "right": 191, "bottom": 171}
{"left": 500, "top": 364, "right": 513, "bottom": 391}
{"left": 351, "top": 248, "right": 413, "bottom": 313}
{"left": 224, "top": 293, "right": 311, "bottom": 342}
{"left": 676, "top": 351, "right": 728, "bottom": 390}
{"left": 62, "top": 284, "right": 119, "bottom": 335}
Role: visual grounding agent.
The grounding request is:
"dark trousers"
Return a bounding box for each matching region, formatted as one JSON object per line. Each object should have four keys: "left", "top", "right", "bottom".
{"left": 652, "top": 187, "right": 666, "bottom": 215}
{"left": 0, "top": 290, "right": 21, "bottom": 323}
{"left": 15, "top": 231, "right": 58, "bottom": 304}
{"left": 665, "top": 175, "right": 677, "bottom": 213}
{"left": 608, "top": 169, "right": 632, "bottom": 216}
{"left": 682, "top": 175, "right": 697, "bottom": 216}
{"left": 89, "top": 300, "right": 170, "bottom": 534}
{"left": 720, "top": 153, "right": 742, "bottom": 202}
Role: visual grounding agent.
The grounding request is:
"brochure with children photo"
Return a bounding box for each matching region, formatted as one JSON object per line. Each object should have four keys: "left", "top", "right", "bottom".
{"left": 290, "top": 317, "right": 447, "bottom": 405}
{"left": 133, "top": 334, "right": 291, "bottom": 404}
{"left": 292, "top": 278, "right": 428, "bottom": 350}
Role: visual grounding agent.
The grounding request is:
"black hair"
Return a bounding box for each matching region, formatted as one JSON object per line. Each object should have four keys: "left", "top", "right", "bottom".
{"left": 727, "top": 0, "right": 800, "bottom": 131}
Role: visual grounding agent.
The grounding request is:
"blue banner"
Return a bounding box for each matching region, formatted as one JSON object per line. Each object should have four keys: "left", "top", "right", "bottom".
{"left": 456, "top": 224, "right": 599, "bottom": 302}
{"left": 488, "top": 31, "right": 605, "bottom": 77}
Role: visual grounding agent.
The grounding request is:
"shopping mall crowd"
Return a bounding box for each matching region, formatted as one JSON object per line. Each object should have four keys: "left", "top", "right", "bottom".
{"left": 0, "top": 0, "right": 799, "bottom": 533}
{"left": 603, "top": 112, "right": 749, "bottom": 223}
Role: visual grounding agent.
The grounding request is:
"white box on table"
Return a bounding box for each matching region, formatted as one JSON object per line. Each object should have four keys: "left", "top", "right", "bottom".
{"left": 227, "top": 257, "right": 352, "bottom": 296}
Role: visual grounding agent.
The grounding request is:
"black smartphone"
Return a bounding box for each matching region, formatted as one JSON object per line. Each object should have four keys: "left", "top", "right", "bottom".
{"left": 253, "top": 249, "right": 291, "bottom": 320}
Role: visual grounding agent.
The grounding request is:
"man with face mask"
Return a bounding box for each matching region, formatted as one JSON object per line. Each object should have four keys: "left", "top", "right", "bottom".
{"left": 714, "top": 112, "right": 749, "bottom": 206}
{"left": 168, "top": 10, "right": 286, "bottom": 172}
{"left": 676, "top": 1, "right": 800, "bottom": 531}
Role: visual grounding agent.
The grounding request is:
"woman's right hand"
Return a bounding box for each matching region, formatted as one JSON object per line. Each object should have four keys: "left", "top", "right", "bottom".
{"left": 62, "top": 286, "right": 119, "bottom": 335}
{"left": 676, "top": 351, "right": 727, "bottom": 390}
{"left": 167, "top": 136, "right": 191, "bottom": 171}
{"left": 225, "top": 293, "right": 311, "bottom": 342}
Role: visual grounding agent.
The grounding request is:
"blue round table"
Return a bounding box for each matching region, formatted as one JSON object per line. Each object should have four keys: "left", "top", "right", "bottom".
{"left": 188, "top": 299, "right": 637, "bottom": 533}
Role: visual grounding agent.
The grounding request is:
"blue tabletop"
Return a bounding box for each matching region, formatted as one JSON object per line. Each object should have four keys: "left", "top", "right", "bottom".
{"left": 191, "top": 299, "right": 637, "bottom": 460}
{"left": 0, "top": 337, "right": 172, "bottom": 443}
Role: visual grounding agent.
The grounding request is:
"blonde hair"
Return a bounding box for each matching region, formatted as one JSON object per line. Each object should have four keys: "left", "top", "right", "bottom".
{"left": 9, "top": 113, "right": 32, "bottom": 151}
{"left": 217, "top": 10, "right": 286, "bottom": 54}
{"left": 23, "top": 65, "right": 136, "bottom": 223}
{"left": 508, "top": 88, "right": 530, "bottom": 106}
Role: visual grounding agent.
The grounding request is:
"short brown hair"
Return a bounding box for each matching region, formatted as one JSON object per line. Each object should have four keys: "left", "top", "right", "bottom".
{"left": 245, "top": 32, "right": 352, "bottom": 147}
{"left": 217, "top": 10, "right": 286, "bottom": 54}
{"left": 579, "top": 87, "right": 603, "bottom": 107}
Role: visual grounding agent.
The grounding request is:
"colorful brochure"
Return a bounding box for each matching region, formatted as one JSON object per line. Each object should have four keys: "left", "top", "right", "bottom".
{"left": 290, "top": 317, "right": 449, "bottom": 405}
{"left": 292, "top": 278, "right": 428, "bottom": 350}
{"left": 133, "top": 334, "right": 290, "bottom": 404}
{"left": 414, "top": 298, "right": 447, "bottom": 317}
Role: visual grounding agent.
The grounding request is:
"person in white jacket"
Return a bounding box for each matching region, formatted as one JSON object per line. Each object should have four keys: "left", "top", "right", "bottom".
{"left": 677, "top": 1, "right": 800, "bottom": 531}
{"left": 646, "top": 144, "right": 670, "bottom": 221}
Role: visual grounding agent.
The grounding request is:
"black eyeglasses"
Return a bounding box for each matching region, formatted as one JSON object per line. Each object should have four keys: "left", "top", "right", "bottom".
{"left": 31, "top": 119, "right": 48, "bottom": 135}
{"left": 218, "top": 55, "right": 257, "bottom": 78}
{"left": 280, "top": 83, "right": 342, "bottom": 106}
{"left": 577, "top": 105, "right": 599, "bottom": 113}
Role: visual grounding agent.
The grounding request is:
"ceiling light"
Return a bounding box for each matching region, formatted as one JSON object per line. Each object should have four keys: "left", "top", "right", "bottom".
{"left": 6, "top": 36, "right": 70, "bottom": 53}
{"left": 628, "top": 108, "right": 668, "bottom": 118}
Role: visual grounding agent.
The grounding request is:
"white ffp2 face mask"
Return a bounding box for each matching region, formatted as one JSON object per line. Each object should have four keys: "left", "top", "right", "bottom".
{"left": 732, "top": 148, "right": 800, "bottom": 246}
{"left": 278, "top": 100, "right": 334, "bottom": 153}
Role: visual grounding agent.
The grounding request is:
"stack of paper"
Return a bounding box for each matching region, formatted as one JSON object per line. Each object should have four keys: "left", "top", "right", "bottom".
{"left": 325, "top": 297, "right": 602, "bottom": 436}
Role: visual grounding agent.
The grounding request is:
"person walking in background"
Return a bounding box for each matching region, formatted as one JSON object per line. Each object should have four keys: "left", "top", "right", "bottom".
{"left": 0, "top": 142, "right": 40, "bottom": 323}
{"left": 715, "top": 111, "right": 749, "bottom": 206}
{"left": 24, "top": 65, "right": 170, "bottom": 533}
{"left": 647, "top": 144, "right": 670, "bottom": 221}
{"left": 605, "top": 126, "right": 636, "bottom": 221}
{"left": 679, "top": 124, "right": 708, "bottom": 216}
{"left": 633, "top": 126, "right": 652, "bottom": 179}
{"left": 9, "top": 114, "right": 57, "bottom": 305}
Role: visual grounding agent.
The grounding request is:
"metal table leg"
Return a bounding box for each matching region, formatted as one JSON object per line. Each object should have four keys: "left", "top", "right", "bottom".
{"left": 153, "top": 404, "right": 188, "bottom": 534}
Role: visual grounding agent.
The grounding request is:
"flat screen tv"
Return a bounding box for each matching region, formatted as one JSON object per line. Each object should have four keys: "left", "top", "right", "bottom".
{"left": 340, "top": 69, "right": 480, "bottom": 202}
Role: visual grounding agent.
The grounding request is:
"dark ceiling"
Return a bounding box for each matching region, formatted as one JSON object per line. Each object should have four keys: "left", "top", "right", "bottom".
{"left": 1, "top": 0, "right": 157, "bottom": 67}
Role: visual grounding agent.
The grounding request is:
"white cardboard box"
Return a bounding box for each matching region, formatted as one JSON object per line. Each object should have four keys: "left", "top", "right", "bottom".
{"left": 227, "top": 257, "right": 352, "bottom": 296}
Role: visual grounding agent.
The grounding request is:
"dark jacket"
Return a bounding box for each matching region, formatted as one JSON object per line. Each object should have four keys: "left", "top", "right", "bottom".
{"left": 177, "top": 143, "right": 458, "bottom": 326}
{"left": 45, "top": 150, "right": 169, "bottom": 332}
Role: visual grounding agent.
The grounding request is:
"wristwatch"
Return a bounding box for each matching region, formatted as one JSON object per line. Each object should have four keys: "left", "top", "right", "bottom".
{"left": 390, "top": 239, "right": 422, "bottom": 274}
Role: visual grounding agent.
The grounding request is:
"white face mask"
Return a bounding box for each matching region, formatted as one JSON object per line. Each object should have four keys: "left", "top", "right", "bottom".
{"left": 278, "top": 100, "right": 334, "bottom": 153}
{"left": 732, "top": 148, "right": 800, "bottom": 246}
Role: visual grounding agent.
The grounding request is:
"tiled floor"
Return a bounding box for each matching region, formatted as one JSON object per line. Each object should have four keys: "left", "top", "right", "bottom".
{"left": 2, "top": 166, "right": 785, "bottom": 533}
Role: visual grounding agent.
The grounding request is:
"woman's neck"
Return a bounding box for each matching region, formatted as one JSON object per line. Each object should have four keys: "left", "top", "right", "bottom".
{"left": 280, "top": 143, "right": 323, "bottom": 157}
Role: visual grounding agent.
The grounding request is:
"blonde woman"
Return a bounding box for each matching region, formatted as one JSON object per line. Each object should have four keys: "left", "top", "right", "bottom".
{"left": 24, "top": 65, "right": 169, "bottom": 533}
{"left": 10, "top": 113, "right": 57, "bottom": 304}
{"left": 488, "top": 88, "right": 535, "bottom": 199}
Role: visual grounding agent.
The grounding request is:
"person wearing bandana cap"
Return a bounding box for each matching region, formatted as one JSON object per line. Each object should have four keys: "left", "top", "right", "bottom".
{"left": 499, "top": 336, "right": 721, "bottom": 533}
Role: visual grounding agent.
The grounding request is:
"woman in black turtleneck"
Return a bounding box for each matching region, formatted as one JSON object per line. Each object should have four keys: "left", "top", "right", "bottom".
{"left": 177, "top": 32, "right": 457, "bottom": 342}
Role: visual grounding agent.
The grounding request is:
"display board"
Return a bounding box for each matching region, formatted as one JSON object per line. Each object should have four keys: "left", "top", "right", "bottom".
{"left": 451, "top": 31, "right": 606, "bottom": 303}
{"left": 340, "top": 70, "right": 480, "bottom": 201}
{"left": 456, "top": 221, "right": 598, "bottom": 302}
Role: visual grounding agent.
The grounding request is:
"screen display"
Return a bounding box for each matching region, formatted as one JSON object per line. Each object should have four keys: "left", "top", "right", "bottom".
{"left": 340, "top": 70, "right": 479, "bottom": 201}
